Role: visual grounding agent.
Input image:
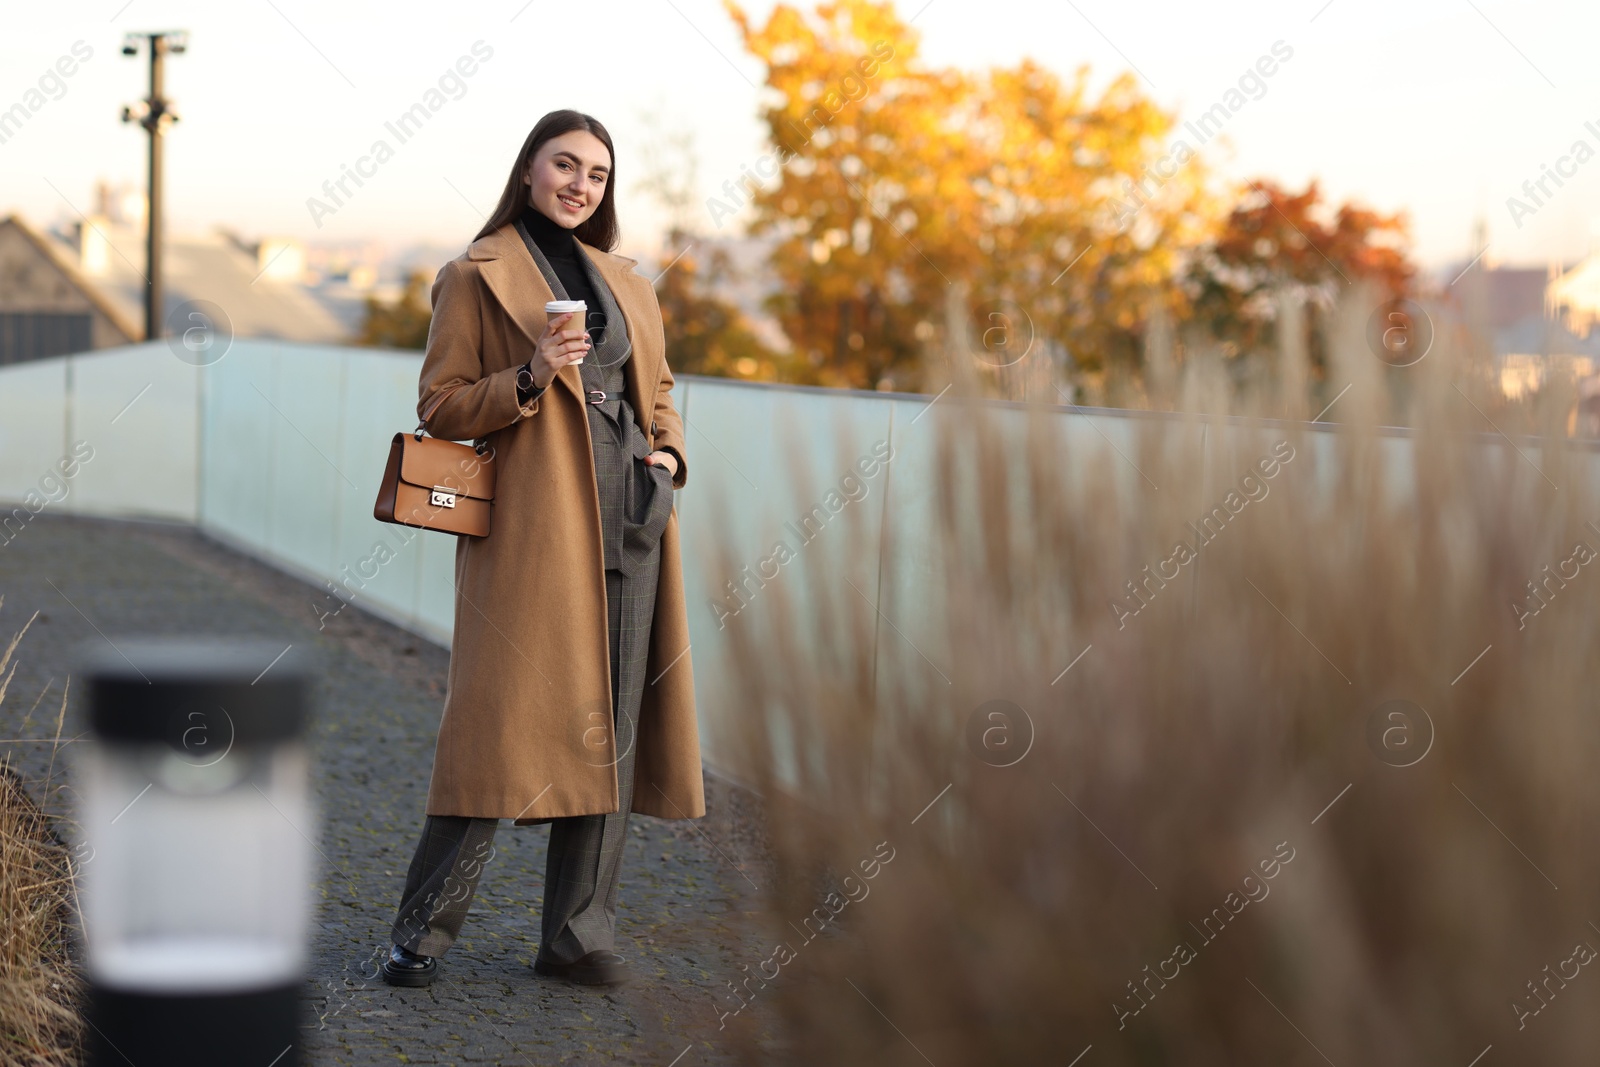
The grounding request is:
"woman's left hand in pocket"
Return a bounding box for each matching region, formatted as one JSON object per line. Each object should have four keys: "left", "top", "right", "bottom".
{"left": 644, "top": 450, "right": 678, "bottom": 479}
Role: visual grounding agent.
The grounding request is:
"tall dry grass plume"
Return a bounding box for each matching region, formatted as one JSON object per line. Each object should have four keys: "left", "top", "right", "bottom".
{"left": 702, "top": 290, "right": 1600, "bottom": 1064}
{"left": 0, "top": 602, "right": 83, "bottom": 1066}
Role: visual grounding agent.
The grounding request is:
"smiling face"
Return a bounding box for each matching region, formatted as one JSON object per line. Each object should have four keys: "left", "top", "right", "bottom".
{"left": 523, "top": 130, "right": 611, "bottom": 230}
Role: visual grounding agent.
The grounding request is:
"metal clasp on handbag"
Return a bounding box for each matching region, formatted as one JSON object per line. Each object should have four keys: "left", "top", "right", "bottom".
{"left": 430, "top": 486, "right": 458, "bottom": 509}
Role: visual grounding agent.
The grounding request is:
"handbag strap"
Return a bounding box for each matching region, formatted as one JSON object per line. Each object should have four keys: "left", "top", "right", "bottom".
{"left": 415, "top": 387, "right": 490, "bottom": 455}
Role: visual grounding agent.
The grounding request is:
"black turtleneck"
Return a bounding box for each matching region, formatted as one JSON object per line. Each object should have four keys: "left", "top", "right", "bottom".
{"left": 519, "top": 202, "right": 598, "bottom": 317}
{"left": 515, "top": 202, "right": 600, "bottom": 407}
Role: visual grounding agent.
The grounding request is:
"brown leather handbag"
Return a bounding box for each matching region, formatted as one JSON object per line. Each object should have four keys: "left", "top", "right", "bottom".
{"left": 373, "top": 389, "right": 497, "bottom": 537}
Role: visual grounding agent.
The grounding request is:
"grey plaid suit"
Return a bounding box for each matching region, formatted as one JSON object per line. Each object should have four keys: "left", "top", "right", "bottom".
{"left": 389, "top": 223, "right": 676, "bottom": 965}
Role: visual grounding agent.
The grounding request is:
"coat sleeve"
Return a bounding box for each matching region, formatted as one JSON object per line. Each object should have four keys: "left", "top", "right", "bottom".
{"left": 643, "top": 279, "right": 688, "bottom": 489}
{"left": 417, "top": 258, "right": 540, "bottom": 440}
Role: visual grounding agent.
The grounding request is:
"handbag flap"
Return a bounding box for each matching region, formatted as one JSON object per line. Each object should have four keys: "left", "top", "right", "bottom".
{"left": 398, "top": 435, "right": 496, "bottom": 500}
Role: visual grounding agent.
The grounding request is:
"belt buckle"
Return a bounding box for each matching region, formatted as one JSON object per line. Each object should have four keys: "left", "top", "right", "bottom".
{"left": 586, "top": 389, "right": 606, "bottom": 406}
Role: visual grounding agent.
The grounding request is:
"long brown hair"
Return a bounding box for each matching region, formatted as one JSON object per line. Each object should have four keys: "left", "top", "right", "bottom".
{"left": 472, "top": 109, "right": 620, "bottom": 250}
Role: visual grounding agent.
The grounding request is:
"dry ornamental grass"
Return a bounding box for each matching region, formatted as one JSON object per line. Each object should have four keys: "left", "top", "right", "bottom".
{"left": 702, "top": 293, "right": 1600, "bottom": 1065}
{"left": 0, "top": 603, "right": 82, "bottom": 1066}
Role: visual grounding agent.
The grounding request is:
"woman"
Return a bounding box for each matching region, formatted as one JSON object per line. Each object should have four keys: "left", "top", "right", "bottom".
{"left": 380, "top": 110, "right": 705, "bottom": 989}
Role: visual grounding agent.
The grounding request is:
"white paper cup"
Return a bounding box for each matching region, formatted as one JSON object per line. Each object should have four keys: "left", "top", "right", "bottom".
{"left": 546, "top": 300, "right": 588, "bottom": 364}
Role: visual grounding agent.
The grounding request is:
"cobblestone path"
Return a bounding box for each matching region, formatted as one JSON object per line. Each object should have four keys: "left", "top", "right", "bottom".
{"left": 0, "top": 513, "right": 779, "bottom": 1065}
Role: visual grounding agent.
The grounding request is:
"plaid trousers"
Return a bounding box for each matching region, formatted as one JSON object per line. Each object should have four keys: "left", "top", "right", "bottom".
{"left": 390, "top": 374, "right": 673, "bottom": 963}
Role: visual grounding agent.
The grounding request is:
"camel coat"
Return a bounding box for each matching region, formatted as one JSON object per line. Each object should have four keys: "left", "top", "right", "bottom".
{"left": 416, "top": 220, "right": 704, "bottom": 822}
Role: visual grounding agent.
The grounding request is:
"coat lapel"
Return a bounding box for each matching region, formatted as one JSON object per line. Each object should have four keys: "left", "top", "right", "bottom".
{"left": 469, "top": 221, "right": 657, "bottom": 430}
{"left": 580, "top": 240, "right": 657, "bottom": 440}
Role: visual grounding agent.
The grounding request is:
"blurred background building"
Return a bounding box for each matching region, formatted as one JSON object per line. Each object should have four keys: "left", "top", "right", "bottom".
{"left": 0, "top": 181, "right": 492, "bottom": 362}
{"left": 1448, "top": 222, "right": 1600, "bottom": 404}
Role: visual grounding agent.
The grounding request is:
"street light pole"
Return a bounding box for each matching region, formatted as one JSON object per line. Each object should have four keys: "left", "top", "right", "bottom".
{"left": 121, "top": 31, "right": 185, "bottom": 342}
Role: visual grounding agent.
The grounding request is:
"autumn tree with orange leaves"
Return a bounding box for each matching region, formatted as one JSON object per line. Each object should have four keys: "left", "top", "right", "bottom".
{"left": 1184, "top": 178, "right": 1415, "bottom": 379}
{"left": 722, "top": 0, "right": 1213, "bottom": 395}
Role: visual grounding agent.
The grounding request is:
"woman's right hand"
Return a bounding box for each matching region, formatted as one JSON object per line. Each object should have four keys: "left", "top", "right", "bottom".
{"left": 529, "top": 312, "right": 591, "bottom": 389}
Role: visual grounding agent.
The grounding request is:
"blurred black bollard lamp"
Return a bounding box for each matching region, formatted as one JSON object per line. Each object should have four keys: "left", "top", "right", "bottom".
{"left": 79, "top": 639, "right": 313, "bottom": 1067}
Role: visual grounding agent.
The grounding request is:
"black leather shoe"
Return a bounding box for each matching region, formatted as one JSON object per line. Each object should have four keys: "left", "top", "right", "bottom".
{"left": 381, "top": 944, "right": 438, "bottom": 987}
{"left": 533, "top": 949, "right": 631, "bottom": 986}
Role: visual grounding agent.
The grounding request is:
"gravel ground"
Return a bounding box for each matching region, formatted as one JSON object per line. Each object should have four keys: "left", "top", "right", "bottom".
{"left": 0, "top": 511, "right": 782, "bottom": 1065}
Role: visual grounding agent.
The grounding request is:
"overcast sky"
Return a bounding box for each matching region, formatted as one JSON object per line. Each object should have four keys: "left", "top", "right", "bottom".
{"left": 3, "top": 0, "right": 1596, "bottom": 271}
